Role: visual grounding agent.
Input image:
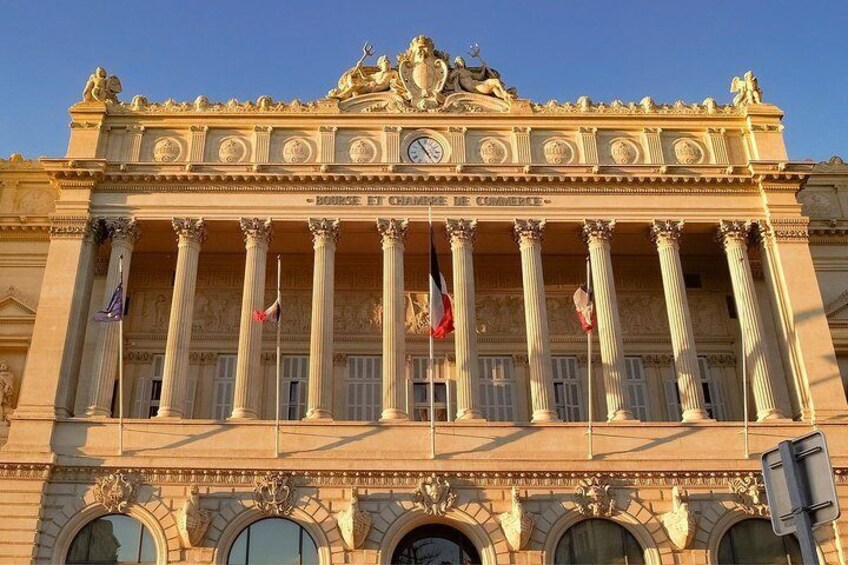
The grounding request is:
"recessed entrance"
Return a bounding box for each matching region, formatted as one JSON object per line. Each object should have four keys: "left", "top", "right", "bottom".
{"left": 391, "top": 523, "right": 482, "bottom": 565}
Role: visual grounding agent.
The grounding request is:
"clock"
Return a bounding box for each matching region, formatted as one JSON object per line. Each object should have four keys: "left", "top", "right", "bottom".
{"left": 406, "top": 137, "right": 444, "bottom": 164}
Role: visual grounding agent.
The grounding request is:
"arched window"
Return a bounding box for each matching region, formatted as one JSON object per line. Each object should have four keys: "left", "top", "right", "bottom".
{"left": 66, "top": 514, "right": 157, "bottom": 564}
{"left": 555, "top": 519, "right": 645, "bottom": 565}
{"left": 392, "top": 524, "right": 481, "bottom": 565}
{"left": 718, "top": 518, "right": 803, "bottom": 564}
{"left": 227, "top": 517, "right": 318, "bottom": 565}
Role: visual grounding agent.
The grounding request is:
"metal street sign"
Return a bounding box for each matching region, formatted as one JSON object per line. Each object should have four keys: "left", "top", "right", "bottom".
{"left": 761, "top": 431, "right": 840, "bottom": 565}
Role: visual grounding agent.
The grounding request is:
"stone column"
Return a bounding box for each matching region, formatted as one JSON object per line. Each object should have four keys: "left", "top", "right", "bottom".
{"left": 231, "top": 218, "right": 273, "bottom": 419}
{"left": 650, "top": 220, "right": 710, "bottom": 422}
{"left": 513, "top": 220, "right": 560, "bottom": 423}
{"left": 156, "top": 218, "right": 206, "bottom": 418}
{"left": 445, "top": 219, "right": 484, "bottom": 420}
{"left": 718, "top": 220, "right": 786, "bottom": 421}
{"left": 85, "top": 218, "right": 141, "bottom": 417}
{"left": 377, "top": 218, "right": 409, "bottom": 420}
{"left": 305, "top": 218, "right": 340, "bottom": 420}
{"left": 583, "top": 220, "right": 636, "bottom": 422}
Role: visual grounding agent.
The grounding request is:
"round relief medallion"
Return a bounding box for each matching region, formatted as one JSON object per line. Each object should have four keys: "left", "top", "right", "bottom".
{"left": 479, "top": 138, "right": 507, "bottom": 164}
{"left": 542, "top": 138, "right": 573, "bottom": 165}
{"left": 673, "top": 138, "right": 704, "bottom": 165}
{"left": 152, "top": 137, "right": 181, "bottom": 162}
{"left": 218, "top": 137, "right": 247, "bottom": 163}
{"left": 282, "top": 138, "right": 312, "bottom": 164}
{"left": 349, "top": 138, "right": 377, "bottom": 163}
{"left": 610, "top": 139, "right": 639, "bottom": 165}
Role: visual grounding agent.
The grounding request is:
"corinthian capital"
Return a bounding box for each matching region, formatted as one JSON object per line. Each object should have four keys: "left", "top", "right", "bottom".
{"left": 376, "top": 218, "right": 409, "bottom": 244}
{"left": 172, "top": 218, "right": 207, "bottom": 244}
{"left": 717, "top": 220, "right": 750, "bottom": 248}
{"left": 445, "top": 218, "right": 477, "bottom": 244}
{"left": 650, "top": 219, "right": 684, "bottom": 247}
{"left": 582, "top": 219, "right": 616, "bottom": 243}
{"left": 308, "top": 218, "right": 340, "bottom": 245}
{"left": 239, "top": 217, "right": 273, "bottom": 245}
{"left": 513, "top": 219, "right": 546, "bottom": 245}
{"left": 105, "top": 217, "right": 141, "bottom": 244}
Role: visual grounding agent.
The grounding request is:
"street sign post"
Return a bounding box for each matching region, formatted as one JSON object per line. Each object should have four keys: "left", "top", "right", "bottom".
{"left": 761, "top": 431, "right": 840, "bottom": 565}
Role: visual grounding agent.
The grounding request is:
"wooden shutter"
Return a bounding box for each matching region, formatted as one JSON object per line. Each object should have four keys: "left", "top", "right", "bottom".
{"left": 624, "top": 357, "right": 649, "bottom": 421}
{"left": 552, "top": 356, "right": 583, "bottom": 421}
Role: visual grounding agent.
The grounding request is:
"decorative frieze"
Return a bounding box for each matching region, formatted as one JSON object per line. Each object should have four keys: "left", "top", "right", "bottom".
{"left": 412, "top": 473, "right": 457, "bottom": 516}
{"left": 93, "top": 472, "right": 138, "bottom": 513}
{"left": 254, "top": 472, "right": 297, "bottom": 516}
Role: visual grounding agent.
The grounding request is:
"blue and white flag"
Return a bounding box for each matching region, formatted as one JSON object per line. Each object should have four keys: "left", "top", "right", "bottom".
{"left": 94, "top": 282, "right": 124, "bottom": 322}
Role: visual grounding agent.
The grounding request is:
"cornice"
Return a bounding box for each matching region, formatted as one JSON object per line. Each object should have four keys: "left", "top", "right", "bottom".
{"left": 0, "top": 223, "right": 51, "bottom": 240}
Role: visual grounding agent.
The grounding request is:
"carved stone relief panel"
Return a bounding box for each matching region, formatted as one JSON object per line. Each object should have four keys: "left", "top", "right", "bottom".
{"left": 688, "top": 294, "right": 730, "bottom": 336}
{"left": 218, "top": 137, "right": 248, "bottom": 163}
{"left": 278, "top": 292, "right": 311, "bottom": 335}
{"left": 192, "top": 292, "right": 243, "bottom": 335}
{"left": 348, "top": 138, "right": 378, "bottom": 164}
{"left": 133, "top": 291, "right": 173, "bottom": 333}
{"left": 609, "top": 138, "right": 640, "bottom": 165}
{"left": 617, "top": 293, "right": 668, "bottom": 334}
{"left": 334, "top": 292, "right": 382, "bottom": 334}
{"left": 547, "top": 296, "right": 583, "bottom": 335}
{"left": 405, "top": 292, "right": 430, "bottom": 335}
{"left": 476, "top": 294, "right": 525, "bottom": 336}
{"left": 152, "top": 137, "right": 183, "bottom": 162}
{"left": 13, "top": 186, "right": 56, "bottom": 214}
{"left": 479, "top": 138, "right": 508, "bottom": 164}
{"left": 541, "top": 137, "right": 574, "bottom": 165}
{"left": 799, "top": 190, "right": 840, "bottom": 220}
{"left": 281, "top": 137, "right": 313, "bottom": 164}
{"left": 672, "top": 138, "right": 705, "bottom": 165}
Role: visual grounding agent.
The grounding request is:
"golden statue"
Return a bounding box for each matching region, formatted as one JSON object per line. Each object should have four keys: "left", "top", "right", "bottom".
{"left": 730, "top": 70, "right": 763, "bottom": 106}
{"left": 446, "top": 44, "right": 516, "bottom": 102}
{"left": 82, "top": 67, "right": 122, "bottom": 103}
{"left": 328, "top": 42, "right": 396, "bottom": 100}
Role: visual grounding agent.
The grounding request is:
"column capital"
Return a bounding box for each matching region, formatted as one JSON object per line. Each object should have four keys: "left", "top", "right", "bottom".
{"left": 376, "top": 218, "right": 409, "bottom": 244}
{"left": 239, "top": 217, "right": 273, "bottom": 245}
{"left": 717, "top": 219, "right": 750, "bottom": 248}
{"left": 446, "top": 218, "right": 478, "bottom": 244}
{"left": 104, "top": 217, "right": 141, "bottom": 244}
{"left": 308, "top": 218, "right": 340, "bottom": 245}
{"left": 582, "top": 219, "right": 616, "bottom": 243}
{"left": 650, "top": 219, "right": 684, "bottom": 247}
{"left": 513, "top": 219, "right": 545, "bottom": 245}
{"left": 172, "top": 217, "right": 207, "bottom": 244}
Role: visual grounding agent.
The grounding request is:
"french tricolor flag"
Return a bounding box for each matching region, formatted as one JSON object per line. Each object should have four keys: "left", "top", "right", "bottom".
{"left": 429, "top": 228, "right": 454, "bottom": 339}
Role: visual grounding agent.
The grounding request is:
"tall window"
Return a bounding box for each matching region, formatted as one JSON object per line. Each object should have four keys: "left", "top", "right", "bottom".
{"left": 717, "top": 518, "right": 802, "bottom": 564}
{"left": 67, "top": 514, "right": 156, "bottom": 564}
{"left": 552, "top": 356, "right": 583, "bottom": 421}
{"left": 410, "top": 357, "right": 448, "bottom": 422}
{"left": 133, "top": 355, "right": 164, "bottom": 419}
{"left": 392, "top": 524, "right": 481, "bottom": 565}
{"left": 624, "top": 357, "right": 649, "bottom": 420}
{"left": 478, "top": 356, "right": 515, "bottom": 421}
{"left": 664, "top": 357, "right": 726, "bottom": 421}
{"left": 227, "top": 518, "right": 318, "bottom": 565}
{"left": 213, "top": 355, "right": 237, "bottom": 421}
{"left": 281, "top": 356, "right": 308, "bottom": 421}
{"left": 346, "top": 356, "right": 381, "bottom": 421}
{"left": 555, "top": 519, "right": 645, "bottom": 565}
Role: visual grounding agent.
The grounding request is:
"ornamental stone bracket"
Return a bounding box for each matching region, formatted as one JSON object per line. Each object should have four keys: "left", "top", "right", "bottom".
{"left": 729, "top": 474, "right": 769, "bottom": 516}
{"left": 412, "top": 473, "right": 457, "bottom": 516}
{"left": 93, "top": 472, "right": 138, "bottom": 513}
{"left": 254, "top": 472, "right": 297, "bottom": 516}
{"left": 662, "top": 485, "right": 697, "bottom": 550}
{"left": 574, "top": 475, "right": 617, "bottom": 518}
{"left": 177, "top": 484, "right": 212, "bottom": 548}
{"left": 336, "top": 487, "right": 372, "bottom": 550}
{"left": 499, "top": 486, "right": 535, "bottom": 551}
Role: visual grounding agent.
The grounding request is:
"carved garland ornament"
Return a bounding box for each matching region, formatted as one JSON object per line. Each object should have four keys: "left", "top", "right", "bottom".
{"left": 574, "top": 475, "right": 617, "bottom": 518}
{"left": 336, "top": 487, "right": 372, "bottom": 550}
{"left": 412, "top": 473, "right": 457, "bottom": 516}
{"left": 499, "top": 487, "right": 535, "bottom": 551}
{"left": 254, "top": 472, "right": 298, "bottom": 516}
{"left": 93, "top": 472, "right": 138, "bottom": 513}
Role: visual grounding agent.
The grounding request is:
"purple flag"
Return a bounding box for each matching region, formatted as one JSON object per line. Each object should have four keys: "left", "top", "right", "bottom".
{"left": 94, "top": 282, "right": 123, "bottom": 322}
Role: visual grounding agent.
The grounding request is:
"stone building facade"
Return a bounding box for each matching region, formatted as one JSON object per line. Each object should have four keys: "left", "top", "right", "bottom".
{"left": 1, "top": 36, "right": 847, "bottom": 564}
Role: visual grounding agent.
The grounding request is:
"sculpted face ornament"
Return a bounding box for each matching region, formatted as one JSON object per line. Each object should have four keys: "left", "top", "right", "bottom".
{"left": 575, "top": 475, "right": 617, "bottom": 518}
{"left": 93, "top": 472, "right": 138, "bottom": 513}
{"left": 412, "top": 473, "right": 458, "bottom": 516}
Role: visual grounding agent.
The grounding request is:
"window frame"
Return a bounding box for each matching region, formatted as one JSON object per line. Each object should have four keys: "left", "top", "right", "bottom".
{"left": 478, "top": 356, "right": 516, "bottom": 422}
{"left": 551, "top": 356, "right": 584, "bottom": 422}
{"left": 624, "top": 356, "right": 650, "bottom": 421}
{"left": 346, "top": 355, "right": 382, "bottom": 421}
{"left": 213, "top": 354, "right": 237, "bottom": 421}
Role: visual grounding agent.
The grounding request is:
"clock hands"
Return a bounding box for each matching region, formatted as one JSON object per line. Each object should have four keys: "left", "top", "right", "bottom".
{"left": 416, "top": 139, "right": 435, "bottom": 162}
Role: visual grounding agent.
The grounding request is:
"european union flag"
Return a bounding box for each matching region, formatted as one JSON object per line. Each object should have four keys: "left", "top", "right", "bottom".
{"left": 94, "top": 282, "right": 123, "bottom": 322}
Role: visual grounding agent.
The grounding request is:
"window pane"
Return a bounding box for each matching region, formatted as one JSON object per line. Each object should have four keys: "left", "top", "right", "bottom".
{"left": 227, "top": 518, "right": 318, "bottom": 565}
{"left": 717, "top": 518, "right": 803, "bottom": 565}
{"left": 555, "top": 519, "right": 644, "bottom": 565}
{"left": 67, "top": 514, "right": 157, "bottom": 565}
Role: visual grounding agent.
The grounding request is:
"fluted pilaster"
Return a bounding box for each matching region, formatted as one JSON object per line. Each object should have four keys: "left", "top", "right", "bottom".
{"left": 583, "top": 219, "right": 636, "bottom": 421}
{"left": 514, "top": 219, "right": 559, "bottom": 423}
{"left": 306, "top": 218, "right": 340, "bottom": 420}
{"left": 157, "top": 218, "right": 206, "bottom": 418}
{"left": 86, "top": 218, "right": 140, "bottom": 417}
{"left": 231, "top": 218, "right": 273, "bottom": 419}
{"left": 718, "top": 220, "right": 786, "bottom": 421}
{"left": 651, "top": 220, "right": 710, "bottom": 422}
{"left": 446, "top": 219, "right": 484, "bottom": 420}
{"left": 377, "top": 218, "right": 409, "bottom": 421}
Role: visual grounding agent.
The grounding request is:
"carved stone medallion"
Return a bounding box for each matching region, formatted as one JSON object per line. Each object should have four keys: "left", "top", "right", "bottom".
{"left": 673, "top": 139, "right": 703, "bottom": 165}
{"left": 282, "top": 138, "right": 312, "bottom": 163}
{"left": 218, "top": 137, "right": 247, "bottom": 163}
{"left": 254, "top": 472, "right": 297, "bottom": 516}
{"left": 412, "top": 473, "right": 457, "bottom": 516}
{"left": 349, "top": 138, "right": 377, "bottom": 163}
{"left": 499, "top": 487, "right": 535, "bottom": 551}
{"left": 542, "top": 138, "right": 572, "bottom": 164}
{"left": 93, "top": 472, "right": 138, "bottom": 513}
{"left": 153, "top": 137, "right": 182, "bottom": 162}
{"left": 662, "top": 485, "right": 697, "bottom": 550}
{"left": 336, "top": 488, "right": 372, "bottom": 550}
{"left": 610, "top": 139, "right": 639, "bottom": 165}
{"left": 574, "top": 475, "right": 617, "bottom": 517}
{"left": 178, "top": 484, "right": 212, "bottom": 548}
{"left": 479, "top": 138, "right": 507, "bottom": 164}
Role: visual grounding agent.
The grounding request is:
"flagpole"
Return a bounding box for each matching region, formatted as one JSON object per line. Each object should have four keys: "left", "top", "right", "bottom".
{"left": 118, "top": 255, "right": 124, "bottom": 457}
{"left": 428, "top": 207, "right": 436, "bottom": 460}
{"left": 586, "top": 257, "right": 593, "bottom": 460}
{"left": 275, "top": 255, "right": 281, "bottom": 458}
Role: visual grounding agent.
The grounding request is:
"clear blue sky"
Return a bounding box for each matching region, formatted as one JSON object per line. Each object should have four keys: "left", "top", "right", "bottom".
{"left": 1, "top": 1, "right": 846, "bottom": 160}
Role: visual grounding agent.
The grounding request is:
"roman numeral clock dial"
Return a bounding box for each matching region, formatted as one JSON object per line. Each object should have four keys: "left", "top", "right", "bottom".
{"left": 406, "top": 137, "right": 444, "bottom": 164}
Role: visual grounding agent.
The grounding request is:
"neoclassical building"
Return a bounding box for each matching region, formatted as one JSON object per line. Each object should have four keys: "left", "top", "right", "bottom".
{"left": 1, "top": 36, "right": 847, "bottom": 564}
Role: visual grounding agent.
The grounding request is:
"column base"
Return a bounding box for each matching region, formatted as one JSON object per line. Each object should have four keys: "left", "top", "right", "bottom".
{"left": 304, "top": 408, "right": 334, "bottom": 421}
{"left": 531, "top": 409, "right": 561, "bottom": 423}
{"left": 681, "top": 408, "right": 713, "bottom": 423}
{"left": 380, "top": 409, "right": 409, "bottom": 421}
{"left": 84, "top": 406, "right": 111, "bottom": 418}
{"left": 607, "top": 409, "right": 637, "bottom": 422}
{"left": 756, "top": 407, "right": 789, "bottom": 422}
{"left": 154, "top": 407, "right": 185, "bottom": 419}
{"left": 455, "top": 409, "right": 485, "bottom": 421}
{"left": 229, "top": 408, "right": 258, "bottom": 420}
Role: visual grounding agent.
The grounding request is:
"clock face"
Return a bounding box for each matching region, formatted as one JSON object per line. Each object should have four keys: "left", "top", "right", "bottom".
{"left": 406, "top": 137, "right": 444, "bottom": 164}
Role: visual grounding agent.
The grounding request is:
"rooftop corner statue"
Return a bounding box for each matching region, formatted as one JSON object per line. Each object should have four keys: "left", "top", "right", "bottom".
{"left": 82, "top": 66, "right": 123, "bottom": 103}
{"left": 731, "top": 70, "right": 763, "bottom": 106}
{"left": 328, "top": 35, "right": 517, "bottom": 111}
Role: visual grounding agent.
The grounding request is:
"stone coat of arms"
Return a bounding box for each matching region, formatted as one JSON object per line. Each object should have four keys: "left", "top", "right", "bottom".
{"left": 93, "top": 472, "right": 138, "bottom": 513}
{"left": 412, "top": 473, "right": 457, "bottom": 516}
{"left": 254, "top": 472, "right": 297, "bottom": 516}
{"left": 397, "top": 36, "right": 449, "bottom": 110}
